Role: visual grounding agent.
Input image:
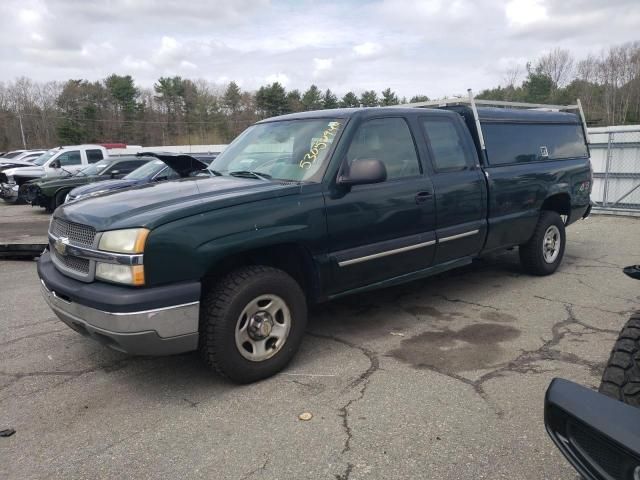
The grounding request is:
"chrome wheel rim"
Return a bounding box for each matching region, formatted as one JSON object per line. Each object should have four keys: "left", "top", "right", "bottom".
{"left": 542, "top": 225, "right": 561, "bottom": 263}
{"left": 235, "top": 294, "right": 291, "bottom": 362}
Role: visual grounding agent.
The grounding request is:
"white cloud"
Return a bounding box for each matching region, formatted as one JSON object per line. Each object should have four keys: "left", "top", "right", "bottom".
{"left": 0, "top": 0, "right": 638, "bottom": 97}
{"left": 505, "top": 0, "right": 548, "bottom": 26}
{"left": 313, "top": 58, "right": 333, "bottom": 72}
{"left": 353, "top": 42, "right": 382, "bottom": 57}
{"left": 265, "top": 73, "right": 290, "bottom": 86}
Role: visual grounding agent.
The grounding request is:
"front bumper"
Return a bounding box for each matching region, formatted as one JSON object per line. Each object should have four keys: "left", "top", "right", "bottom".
{"left": 38, "top": 251, "right": 201, "bottom": 355}
{"left": 0, "top": 182, "right": 18, "bottom": 201}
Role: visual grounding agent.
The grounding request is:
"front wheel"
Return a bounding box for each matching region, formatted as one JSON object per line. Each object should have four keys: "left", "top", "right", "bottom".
{"left": 519, "top": 211, "right": 566, "bottom": 275}
{"left": 199, "top": 266, "right": 307, "bottom": 383}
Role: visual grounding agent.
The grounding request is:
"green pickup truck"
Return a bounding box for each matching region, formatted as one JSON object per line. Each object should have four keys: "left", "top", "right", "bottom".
{"left": 38, "top": 101, "right": 592, "bottom": 383}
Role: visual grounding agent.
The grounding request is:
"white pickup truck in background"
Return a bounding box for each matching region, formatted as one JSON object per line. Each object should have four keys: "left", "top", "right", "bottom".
{"left": 0, "top": 145, "right": 109, "bottom": 203}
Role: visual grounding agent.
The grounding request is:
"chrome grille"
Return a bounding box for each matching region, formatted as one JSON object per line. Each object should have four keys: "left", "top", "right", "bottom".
{"left": 52, "top": 248, "right": 90, "bottom": 274}
{"left": 51, "top": 218, "right": 96, "bottom": 247}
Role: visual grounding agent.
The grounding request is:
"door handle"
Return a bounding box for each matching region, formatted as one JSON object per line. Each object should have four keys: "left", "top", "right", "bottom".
{"left": 415, "top": 191, "right": 433, "bottom": 204}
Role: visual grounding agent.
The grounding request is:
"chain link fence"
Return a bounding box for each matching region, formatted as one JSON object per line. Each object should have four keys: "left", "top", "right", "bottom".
{"left": 589, "top": 128, "right": 640, "bottom": 213}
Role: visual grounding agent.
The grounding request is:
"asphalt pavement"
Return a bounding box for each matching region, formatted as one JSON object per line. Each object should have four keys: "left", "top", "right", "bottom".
{"left": 1, "top": 213, "right": 639, "bottom": 479}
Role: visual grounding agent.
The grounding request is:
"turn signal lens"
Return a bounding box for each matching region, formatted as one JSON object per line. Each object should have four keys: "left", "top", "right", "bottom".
{"left": 96, "top": 263, "right": 145, "bottom": 286}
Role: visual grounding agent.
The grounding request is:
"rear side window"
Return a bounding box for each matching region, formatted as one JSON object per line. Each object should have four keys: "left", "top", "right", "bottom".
{"left": 86, "top": 149, "right": 104, "bottom": 163}
{"left": 57, "top": 151, "right": 81, "bottom": 166}
{"left": 483, "top": 123, "right": 588, "bottom": 166}
{"left": 421, "top": 117, "right": 474, "bottom": 172}
{"left": 113, "top": 160, "right": 146, "bottom": 174}
{"left": 346, "top": 117, "right": 421, "bottom": 180}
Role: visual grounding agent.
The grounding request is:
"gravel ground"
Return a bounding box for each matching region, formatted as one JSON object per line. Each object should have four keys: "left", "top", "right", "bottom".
{"left": 1, "top": 214, "right": 639, "bottom": 479}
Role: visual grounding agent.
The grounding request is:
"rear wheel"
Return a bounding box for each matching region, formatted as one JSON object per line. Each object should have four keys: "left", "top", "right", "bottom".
{"left": 519, "top": 211, "right": 566, "bottom": 275}
{"left": 599, "top": 314, "right": 640, "bottom": 407}
{"left": 199, "top": 266, "right": 307, "bottom": 383}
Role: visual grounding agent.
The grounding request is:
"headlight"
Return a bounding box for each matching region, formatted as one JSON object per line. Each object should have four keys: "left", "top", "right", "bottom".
{"left": 96, "top": 263, "right": 145, "bottom": 286}
{"left": 98, "top": 228, "right": 149, "bottom": 254}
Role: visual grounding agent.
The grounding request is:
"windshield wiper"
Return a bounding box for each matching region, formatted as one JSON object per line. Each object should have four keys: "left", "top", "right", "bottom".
{"left": 228, "top": 170, "right": 272, "bottom": 181}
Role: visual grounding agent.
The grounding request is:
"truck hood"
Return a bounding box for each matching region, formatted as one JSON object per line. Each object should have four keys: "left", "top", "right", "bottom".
{"left": 57, "top": 176, "right": 301, "bottom": 230}
{"left": 0, "top": 159, "right": 33, "bottom": 168}
{"left": 31, "top": 174, "right": 96, "bottom": 189}
{"left": 3, "top": 166, "right": 45, "bottom": 178}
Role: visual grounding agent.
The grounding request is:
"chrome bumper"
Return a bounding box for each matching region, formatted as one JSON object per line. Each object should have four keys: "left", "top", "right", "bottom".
{"left": 40, "top": 280, "right": 200, "bottom": 355}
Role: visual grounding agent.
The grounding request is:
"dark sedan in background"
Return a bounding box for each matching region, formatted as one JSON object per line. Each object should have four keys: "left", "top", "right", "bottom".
{"left": 65, "top": 152, "right": 212, "bottom": 203}
{"left": 23, "top": 155, "right": 152, "bottom": 212}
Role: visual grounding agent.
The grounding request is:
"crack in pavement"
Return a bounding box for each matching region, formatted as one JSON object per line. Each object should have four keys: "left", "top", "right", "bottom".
{"left": 400, "top": 304, "right": 615, "bottom": 417}
{"left": 534, "top": 294, "right": 632, "bottom": 317}
{"left": 556, "top": 271, "right": 637, "bottom": 304}
{"left": 0, "top": 358, "right": 132, "bottom": 401}
{"left": 306, "top": 332, "right": 379, "bottom": 480}
{"left": 431, "top": 293, "right": 501, "bottom": 311}
{"left": 0, "top": 327, "right": 70, "bottom": 347}
{"left": 334, "top": 462, "right": 354, "bottom": 480}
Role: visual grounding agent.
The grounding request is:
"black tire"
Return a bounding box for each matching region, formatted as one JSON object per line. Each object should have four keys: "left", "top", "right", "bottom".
{"left": 199, "top": 265, "right": 307, "bottom": 383}
{"left": 53, "top": 190, "right": 67, "bottom": 210}
{"left": 519, "top": 210, "right": 566, "bottom": 275}
{"left": 599, "top": 314, "right": 640, "bottom": 407}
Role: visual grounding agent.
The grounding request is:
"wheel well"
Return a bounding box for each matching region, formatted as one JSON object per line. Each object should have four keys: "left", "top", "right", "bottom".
{"left": 541, "top": 193, "right": 571, "bottom": 218}
{"left": 202, "top": 244, "right": 318, "bottom": 301}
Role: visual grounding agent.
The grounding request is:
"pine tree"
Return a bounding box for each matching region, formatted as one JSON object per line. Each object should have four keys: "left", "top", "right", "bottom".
{"left": 322, "top": 89, "right": 339, "bottom": 109}
{"left": 340, "top": 91, "right": 360, "bottom": 108}
{"left": 301, "top": 85, "right": 323, "bottom": 110}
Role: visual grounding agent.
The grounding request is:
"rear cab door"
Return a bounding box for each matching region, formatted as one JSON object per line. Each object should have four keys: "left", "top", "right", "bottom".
{"left": 418, "top": 112, "right": 488, "bottom": 263}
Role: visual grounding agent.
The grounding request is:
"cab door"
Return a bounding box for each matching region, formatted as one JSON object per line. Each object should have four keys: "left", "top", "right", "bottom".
{"left": 325, "top": 116, "right": 437, "bottom": 294}
{"left": 419, "top": 115, "right": 487, "bottom": 264}
{"left": 47, "top": 150, "right": 83, "bottom": 177}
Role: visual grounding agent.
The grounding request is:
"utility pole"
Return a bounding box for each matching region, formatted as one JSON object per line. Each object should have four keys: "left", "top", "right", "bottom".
{"left": 18, "top": 113, "right": 27, "bottom": 149}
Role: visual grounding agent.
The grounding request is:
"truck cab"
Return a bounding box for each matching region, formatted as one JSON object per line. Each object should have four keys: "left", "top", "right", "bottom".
{"left": 0, "top": 145, "right": 108, "bottom": 203}
{"left": 37, "top": 100, "right": 592, "bottom": 383}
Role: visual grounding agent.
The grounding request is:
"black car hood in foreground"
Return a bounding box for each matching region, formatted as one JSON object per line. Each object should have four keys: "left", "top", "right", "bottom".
{"left": 56, "top": 176, "right": 301, "bottom": 231}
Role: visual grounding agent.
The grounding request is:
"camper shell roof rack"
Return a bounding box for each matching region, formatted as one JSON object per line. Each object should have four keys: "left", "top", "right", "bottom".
{"left": 401, "top": 89, "right": 589, "bottom": 157}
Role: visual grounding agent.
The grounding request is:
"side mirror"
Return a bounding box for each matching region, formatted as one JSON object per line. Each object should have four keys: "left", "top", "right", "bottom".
{"left": 337, "top": 159, "right": 387, "bottom": 186}
{"left": 51, "top": 159, "right": 61, "bottom": 169}
{"left": 110, "top": 170, "right": 120, "bottom": 179}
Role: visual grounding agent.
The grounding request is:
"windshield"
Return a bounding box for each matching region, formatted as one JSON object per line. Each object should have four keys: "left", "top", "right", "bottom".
{"left": 210, "top": 118, "right": 344, "bottom": 183}
{"left": 76, "top": 161, "right": 109, "bottom": 176}
{"left": 33, "top": 150, "right": 58, "bottom": 166}
{"left": 124, "top": 159, "right": 166, "bottom": 180}
{"left": 2, "top": 151, "right": 23, "bottom": 159}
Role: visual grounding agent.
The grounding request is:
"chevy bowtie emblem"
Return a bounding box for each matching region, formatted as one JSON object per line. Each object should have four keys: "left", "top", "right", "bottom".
{"left": 54, "top": 237, "right": 70, "bottom": 256}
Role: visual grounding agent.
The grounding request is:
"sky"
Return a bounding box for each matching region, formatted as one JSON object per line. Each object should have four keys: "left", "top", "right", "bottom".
{"left": 0, "top": 0, "right": 639, "bottom": 98}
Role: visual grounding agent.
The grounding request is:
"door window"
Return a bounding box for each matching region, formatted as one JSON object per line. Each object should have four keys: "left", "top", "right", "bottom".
{"left": 111, "top": 160, "right": 146, "bottom": 174}
{"left": 86, "top": 149, "right": 104, "bottom": 163}
{"left": 421, "top": 117, "right": 473, "bottom": 172}
{"left": 345, "top": 117, "right": 421, "bottom": 180}
{"left": 57, "top": 151, "right": 82, "bottom": 166}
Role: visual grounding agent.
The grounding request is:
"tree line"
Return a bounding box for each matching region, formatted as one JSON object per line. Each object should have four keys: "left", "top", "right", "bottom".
{"left": 0, "top": 40, "right": 638, "bottom": 150}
